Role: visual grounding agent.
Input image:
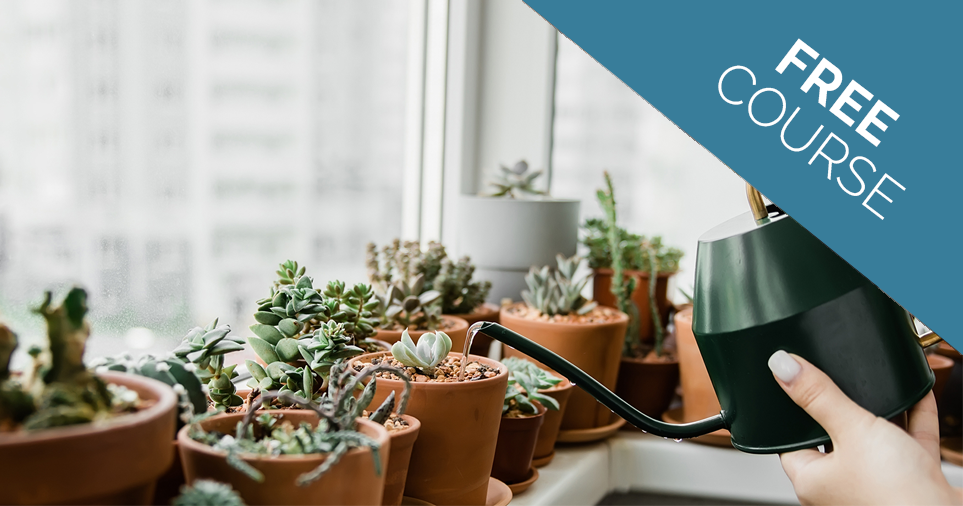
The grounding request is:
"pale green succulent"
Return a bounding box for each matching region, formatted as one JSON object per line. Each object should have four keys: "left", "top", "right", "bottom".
{"left": 486, "top": 160, "right": 547, "bottom": 198}
{"left": 377, "top": 274, "right": 442, "bottom": 331}
{"left": 172, "top": 480, "right": 246, "bottom": 506}
{"left": 390, "top": 329, "right": 451, "bottom": 376}
{"left": 521, "top": 254, "right": 598, "bottom": 317}
{"left": 171, "top": 318, "right": 246, "bottom": 408}
{"left": 502, "top": 356, "right": 561, "bottom": 414}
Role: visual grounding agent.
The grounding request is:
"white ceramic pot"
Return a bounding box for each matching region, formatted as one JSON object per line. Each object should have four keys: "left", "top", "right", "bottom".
{"left": 458, "top": 195, "right": 580, "bottom": 302}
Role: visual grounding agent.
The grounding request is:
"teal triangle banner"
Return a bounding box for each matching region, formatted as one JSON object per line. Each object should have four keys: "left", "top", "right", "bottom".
{"left": 526, "top": 0, "right": 961, "bottom": 348}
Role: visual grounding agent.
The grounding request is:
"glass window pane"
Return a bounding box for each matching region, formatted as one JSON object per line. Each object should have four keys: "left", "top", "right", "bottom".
{"left": 552, "top": 35, "right": 749, "bottom": 299}
{"left": 0, "top": 0, "right": 411, "bottom": 358}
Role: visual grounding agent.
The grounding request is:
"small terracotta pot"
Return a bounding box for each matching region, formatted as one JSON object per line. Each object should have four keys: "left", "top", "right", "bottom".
{"left": 382, "top": 414, "right": 421, "bottom": 506}
{"left": 593, "top": 268, "right": 674, "bottom": 344}
{"left": 375, "top": 315, "right": 470, "bottom": 354}
{"left": 447, "top": 302, "right": 501, "bottom": 357}
{"left": 935, "top": 341, "right": 962, "bottom": 362}
{"left": 532, "top": 377, "right": 574, "bottom": 463}
{"left": 178, "top": 411, "right": 389, "bottom": 506}
{"left": 352, "top": 352, "right": 508, "bottom": 506}
{"left": 675, "top": 307, "right": 721, "bottom": 422}
{"left": 0, "top": 372, "right": 177, "bottom": 505}
{"left": 500, "top": 303, "right": 628, "bottom": 430}
{"left": 615, "top": 353, "right": 679, "bottom": 420}
{"left": 928, "top": 353, "right": 955, "bottom": 403}
{"left": 492, "top": 404, "right": 545, "bottom": 484}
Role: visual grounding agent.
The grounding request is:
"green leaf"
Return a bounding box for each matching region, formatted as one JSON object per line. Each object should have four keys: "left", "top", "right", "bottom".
{"left": 278, "top": 318, "right": 300, "bottom": 338}
{"left": 254, "top": 311, "right": 282, "bottom": 325}
{"left": 246, "top": 360, "right": 268, "bottom": 382}
{"left": 250, "top": 324, "right": 284, "bottom": 345}
{"left": 210, "top": 340, "right": 245, "bottom": 355}
{"left": 275, "top": 338, "right": 302, "bottom": 362}
{"left": 248, "top": 336, "right": 280, "bottom": 364}
{"left": 259, "top": 377, "right": 275, "bottom": 390}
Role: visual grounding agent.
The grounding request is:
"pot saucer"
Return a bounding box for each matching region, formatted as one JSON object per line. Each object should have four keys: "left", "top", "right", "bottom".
{"left": 505, "top": 467, "right": 539, "bottom": 495}
{"left": 401, "top": 496, "right": 435, "bottom": 506}
{"left": 940, "top": 437, "right": 962, "bottom": 466}
{"left": 532, "top": 450, "right": 554, "bottom": 467}
{"left": 662, "top": 407, "right": 733, "bottom": 448}
{"left": 487, "top": 477, "right": 513, "bottom": 506}
{"left": 556, "top": 414, "right": 625, "bottom": 443}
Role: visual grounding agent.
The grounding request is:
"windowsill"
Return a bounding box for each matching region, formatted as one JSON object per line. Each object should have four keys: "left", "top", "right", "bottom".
{"left": 511, "top": 431, "right": 963, "bottom": 505}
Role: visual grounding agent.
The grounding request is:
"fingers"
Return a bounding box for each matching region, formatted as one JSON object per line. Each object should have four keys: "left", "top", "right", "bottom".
{"left": 768, "top": 351, "right": 875, "bottom": 441}
{"left": 907, "top": 390, "right": 941, "bottom": 461}
{"left": 780, "top": 447, "right": 824, "bottom": 483}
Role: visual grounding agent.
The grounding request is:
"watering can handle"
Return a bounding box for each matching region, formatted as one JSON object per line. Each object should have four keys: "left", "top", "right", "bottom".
{"left": 477, "top": 322, "right": 728, "bottom": 439}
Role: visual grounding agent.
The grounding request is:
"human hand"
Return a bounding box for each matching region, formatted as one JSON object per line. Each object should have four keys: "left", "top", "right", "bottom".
{"left": 768, "top": 350, "right": 962, "bottom": 505}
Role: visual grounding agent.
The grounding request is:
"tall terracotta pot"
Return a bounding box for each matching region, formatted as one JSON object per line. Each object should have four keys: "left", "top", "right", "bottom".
{"left": 532, "top": 378, "right": 574, "bottom": 465}
{"left": 178, "top": 412, "right": 389, "bottom": 506}
{"left": 492, "top": 405, "right": 545, "bottom": 484}
{"left": 448, "top": 302, "right": 501, "bottom": 357}
{"left": 928, "top": 353, "right": 955, "bottom": 403}
{"left": 675, "top": 307, "right": 721, "bottom": 421}
{"left": 382, "top": 415, "right": 421, "bottom": 506}
{"left": 0, "top": 372, "right": 177, "bottom": 505}
{"left": 500, "top": 303, "right": 628, "bottom": 430}
{"left": 593, "top": 268, "right": 673, "bottom": 344}
{"left": 615, "top": 355, "right": 679, "bottom": 420}
{"left": 352, "top": 352, "right": 508, "bottom": 506}
{"left": 375, "top": 315, "right": 469, "bottom": 354}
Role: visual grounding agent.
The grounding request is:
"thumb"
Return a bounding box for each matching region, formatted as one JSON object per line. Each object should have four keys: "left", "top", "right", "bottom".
{"left": 768, "top": 350, "right": 875, "bottom": 442}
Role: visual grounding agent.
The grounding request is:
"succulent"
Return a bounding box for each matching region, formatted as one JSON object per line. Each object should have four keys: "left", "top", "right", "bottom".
{"left": 0, "top": 288, "right": 132, "bottom": 431}
{"left": 521, "top": 254, "right": 598, "bottom": 317}
{"left": 171, "top": 319, "right": 246, "bottom": 408}
{"left": 581, "top": 220, "right": 683, "bottom": 274}
{"left": 501, "top": 357, "right": 561, "bottom": 415}
{"left": 190, "top": 360, "right": 409, "bottom": 486}
{"left": 376, "top": 274, "right": 442, "bottom": 331}
{"left": 367, "top": 240, "right": 448, "bottom": 330}
{"left": 486, "top": 160, "right": 547, "bottom": 198}
{"left": 172, "top": 480, "right": 246, "bottom": 506}
{"left": 432, "top": 256, "right": 492, "bottom": 314}
{"left": 390, "top": 329, "right": 451, "bottom": 377}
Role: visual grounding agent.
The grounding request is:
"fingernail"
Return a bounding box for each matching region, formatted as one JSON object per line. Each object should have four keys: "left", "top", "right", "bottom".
{"left": 768, "top": 350, "right": 801, "bottom": 383}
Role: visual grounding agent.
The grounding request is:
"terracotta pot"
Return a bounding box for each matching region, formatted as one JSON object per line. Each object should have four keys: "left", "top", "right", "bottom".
{"left": 593, "top": 268, "right": 674, "bottom": 344}
{"left": 151, "top": 441, "right": 185, "bottom": 505}
{"left": 928, "top": 354, "right": 955, "bottom": 403}
{"left": 0, "top": 372, "right": 177, "bottom": 505}
{"left": 492, "top": 405, "right": 545, "bottom": 484}
{"left": 615, "top": 354, "right": 679, "bottom": 419}
{"left": 375, "top": 315, "right": 469, "bottom": 354}
{"left": 352, "top": 352, "right": 508, "bottom": 506}
{"left": 675, "top": 307, "right": 721, "bottom": 422}
{"left": 447, "top": 302, "right": 501, "bottom": 357}
{"left": 178, "top": 411, "right": 389, "bottom": 506}
{"left": 382, "top": 414, "right": 421, "bottom": 506}
{"left": 500, "top": 303, "right": 628, "bottom": 430}
{"left": 935, "top": 341, "right": 962, "bottom": 362}
{"left": 532, "top": 377, "right": 574, "bottom": 462}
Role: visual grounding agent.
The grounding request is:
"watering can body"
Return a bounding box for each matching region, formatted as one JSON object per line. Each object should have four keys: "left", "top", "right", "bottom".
{"left": 477, "top": 194, "right": 938, "bottom": 454}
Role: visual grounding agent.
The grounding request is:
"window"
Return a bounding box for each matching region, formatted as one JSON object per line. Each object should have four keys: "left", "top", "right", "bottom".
{"left": 0, "top": 0, "right": 415, "bottom": 357}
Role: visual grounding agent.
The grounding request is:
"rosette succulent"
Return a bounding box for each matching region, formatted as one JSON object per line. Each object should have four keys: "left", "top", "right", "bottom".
{"left": 521, "top": 254, "right": 598, "bottom": 317}
{"left": 502, "top": 356, "right": 561, "bottom": 414}
{"left": 486, "top": 160, "right": 546, "bottom": 198}
{"left": 390, "top": 329, "right": 451, "bottom": 377}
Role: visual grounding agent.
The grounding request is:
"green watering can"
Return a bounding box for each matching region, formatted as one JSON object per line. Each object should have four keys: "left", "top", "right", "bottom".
{"left": 477, "top": 185, "right": 942, "bottom": 454}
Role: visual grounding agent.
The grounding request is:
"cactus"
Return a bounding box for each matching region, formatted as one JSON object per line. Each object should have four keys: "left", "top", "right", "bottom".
{"left": 390, "top": 329, "right": 451, "bottom": 377}
{"left": 502, "top": 357, "right": 561, "bottom": 415}
{"left": 171, "top": 318, "right": 246, "bottom": 408}
{"left": 190, "top": 360, "right": 409, "bottom": 486}
{"left": 172, "top": 480, "right": 246, "bottom": 506}
{"left": 486, "top": 160, "right": 547, "bottom": 198}
{"left": 581, "top": 220, "right": 683, "bottom": 274}
{"left": 521, "top": 254, "right": 598, "bottom": 317}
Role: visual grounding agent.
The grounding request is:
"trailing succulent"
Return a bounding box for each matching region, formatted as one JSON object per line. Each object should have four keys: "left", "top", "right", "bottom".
{"left": 367, "top": 240, "right": 491, "bottom": 318}
{"left": 246, "top": 261, "right": 383, "bottom": 403}
{"left": 486, "top": 160, "right": 546, "bottom": 198}
{"left": 390, "top": 329, "right": 451, "bottom": 377}
{"left": 502, "top": 357, "right": 561, "bottom": 415}
{"left": 172, "top": 480, "right": 246, "bottom": 506}
{"left": 521, "top": 254, "right": 598, "bottom": 317}
{"left": 0, "top": 288, "right": 138, "bottom": 431}
{"left": 190, "top": 360, "right": 410, "bottom": 486}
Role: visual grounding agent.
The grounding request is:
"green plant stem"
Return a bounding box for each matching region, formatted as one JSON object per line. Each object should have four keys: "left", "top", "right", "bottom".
{"left": 648, "top": 245, "right": 664, "bottom": 357}
{"left": 599, "top": 172, "right": 640, "bottom": 355}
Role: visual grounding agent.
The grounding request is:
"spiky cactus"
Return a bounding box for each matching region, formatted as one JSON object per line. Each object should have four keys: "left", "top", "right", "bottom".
{"left": 486, "top": 160, "right": 546, "bottom": 198}
{"left": 521, "top": 255, "right": 597, "bottom": 317}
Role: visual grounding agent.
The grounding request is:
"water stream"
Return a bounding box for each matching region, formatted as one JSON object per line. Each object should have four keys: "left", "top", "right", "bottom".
{"left": 459, "top": 321, "right": 487, "bottom": 381}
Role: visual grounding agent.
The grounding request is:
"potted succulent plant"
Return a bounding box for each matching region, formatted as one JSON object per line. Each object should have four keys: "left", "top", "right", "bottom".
{"left": 0, "top": 288, "right": 177, "bottom": 505}
{"left": 590, "top": 174, "right": 680, "bottom": 421}
{"left": 369, "top": 240, "right": 496, "bottom": 356}
{"left": 351, "top": 329, "right": 508, "bottom": 506}
{"left": 491, "top": 358, "right": 563, "bottom": 490}
{"left": 172, "top": 480, "right": 246, "bottom": 506}
{"left": 366, "top": 240, "right": 471, "bottom": 351}
{"left": 582, "top": 174, "right": 683, "bottom": 344}
{"left": 501, "top": 254, "right": 628, "bottom": 434}
{"left": 501, "top": 357, "right": 574, "bottom": 467}
{"left": 458, "top": 160, "right": 581, "bottom": 303}
{"left": 178, "top": 359, "right": 406, "bottom": 505}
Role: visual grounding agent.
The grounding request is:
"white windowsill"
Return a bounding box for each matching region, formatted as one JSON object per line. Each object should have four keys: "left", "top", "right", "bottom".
{"left": 511, "top": 432, "right": 963, "bottom": 505}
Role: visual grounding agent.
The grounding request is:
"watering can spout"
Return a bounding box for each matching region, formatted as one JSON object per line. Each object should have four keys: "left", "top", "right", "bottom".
{"left": 477, "top": 321, "right": 727, "bottom": 439}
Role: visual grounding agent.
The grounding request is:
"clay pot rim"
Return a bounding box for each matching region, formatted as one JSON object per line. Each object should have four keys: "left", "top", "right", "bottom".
{"left": 926, "top": 353, "right": 955, "bottom": 368}
{"left": 539, "top": 376, "right": 574, "bottom": 393}
{"left": 502, "top": 402, "right": 547, "bottom": 421}
{"left": 446, "top": 302, "right": 500, "bottom": 319}
{"left": 594, "top": 267, "right": 677, "bottom": 279}
{"left": 385, "top": 413, "right": 421, "bottom": 437}
{"left": 374, "top": 315, "right": 469, "bottom": 336}
{"left": 350, "top": 351, "right": 508, "bottom": 389}
{"left": 499, "top": 302, "right": 629, "bottom": 328}
{"left": 0, "top": 371, "right": 177, "bottom": 445}
{"left": 177, "top": 411, "right": 389, "bottom": 464}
